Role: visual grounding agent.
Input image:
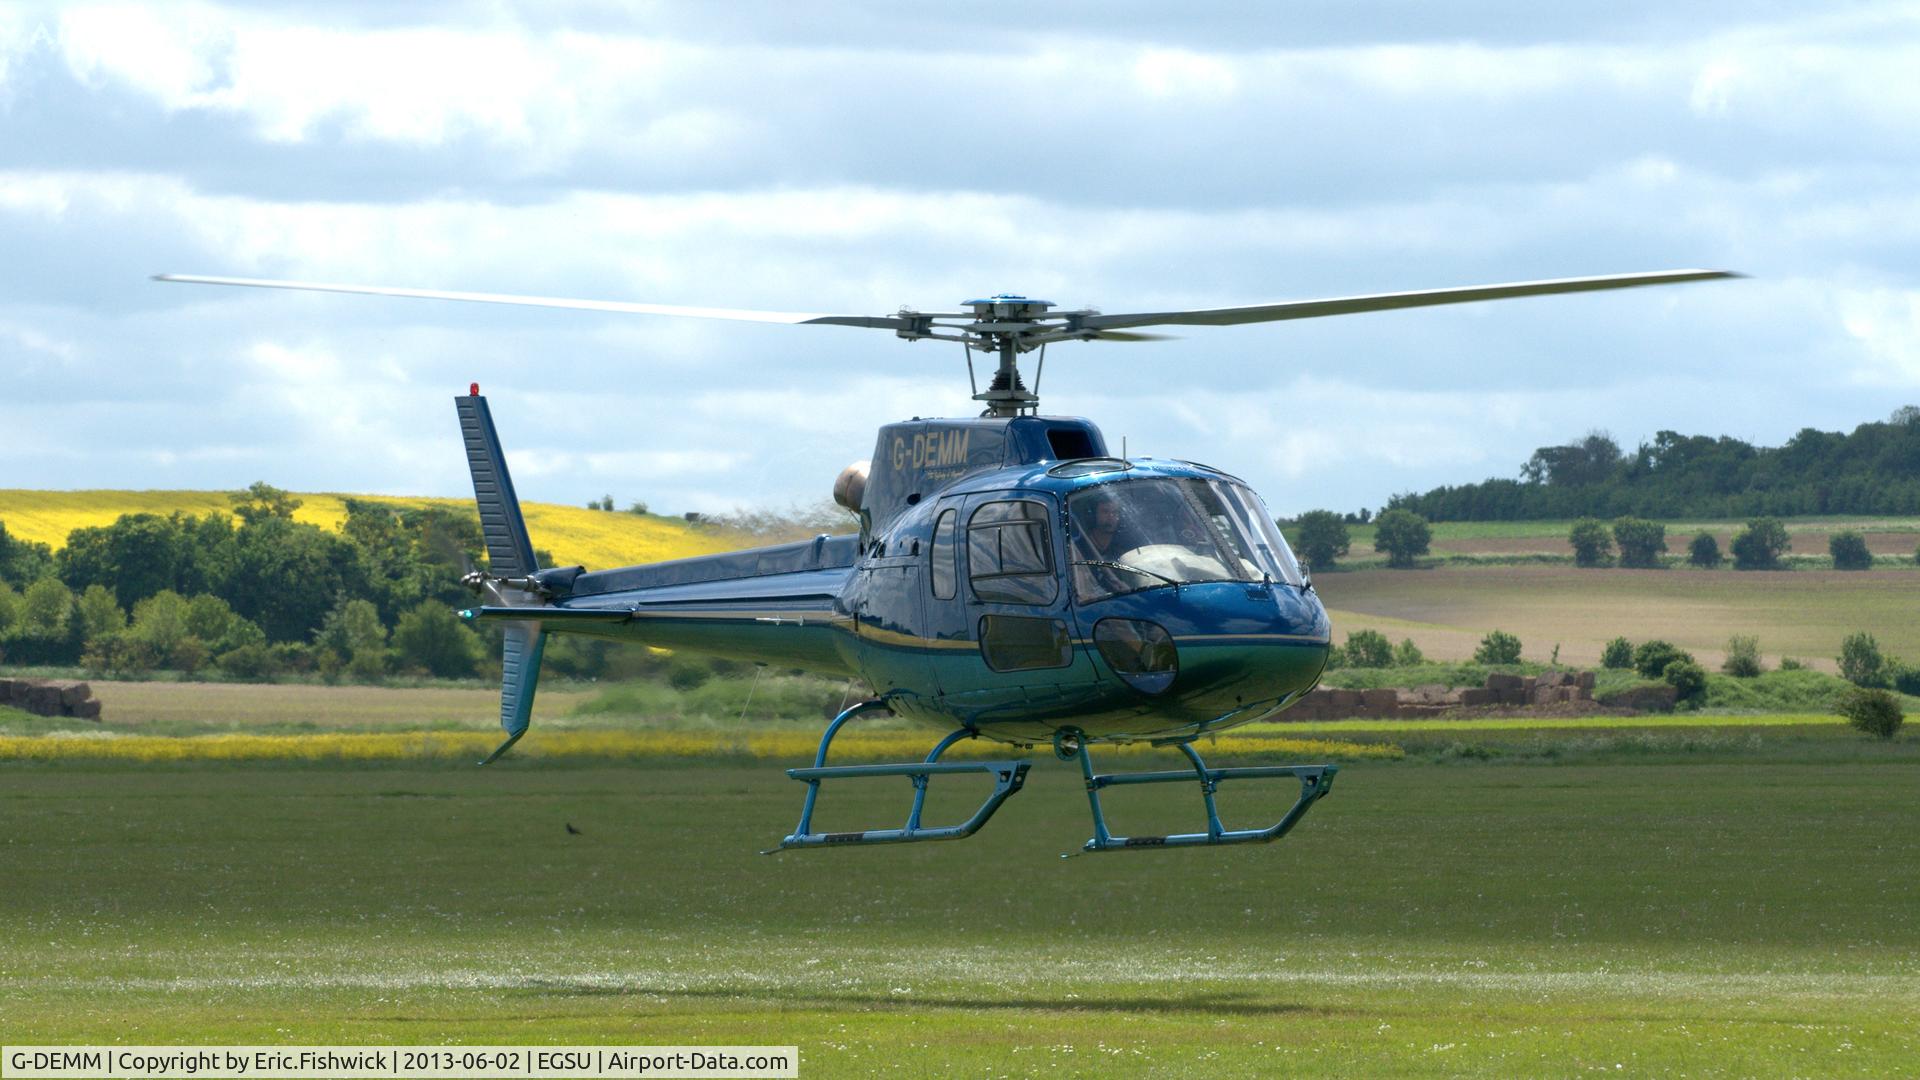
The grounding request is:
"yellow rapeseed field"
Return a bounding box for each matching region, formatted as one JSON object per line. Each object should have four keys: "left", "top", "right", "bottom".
{"left": 0, "top": 728, "right": 1399, "bottom": 764}
{"left": 0, "top": 490, "right": 737, "bottom": 570}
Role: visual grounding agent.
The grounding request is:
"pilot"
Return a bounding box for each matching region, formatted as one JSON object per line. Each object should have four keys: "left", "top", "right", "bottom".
{"left": 1081, "top": 491, "right": 1124, "bottom": 560}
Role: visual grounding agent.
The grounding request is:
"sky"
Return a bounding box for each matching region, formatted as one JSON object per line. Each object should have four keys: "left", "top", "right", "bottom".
{"left": 2, "top": 1, "right": 1917, "bottom": 522}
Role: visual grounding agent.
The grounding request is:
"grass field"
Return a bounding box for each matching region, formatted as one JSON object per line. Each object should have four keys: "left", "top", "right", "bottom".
{"left": 4, "top": 729, "right": 1916, "bottom": 1077}
{"left": 1315, "top": 563, "right": 1920, "bottom": 672}
{"left": 0, "top": 489, "right": 736, "bottom": 571}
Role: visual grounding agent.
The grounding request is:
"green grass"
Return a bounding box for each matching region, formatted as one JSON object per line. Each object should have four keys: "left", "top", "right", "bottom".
{"left": 4, "top": 732, "right": 1917, "bottom": 1076}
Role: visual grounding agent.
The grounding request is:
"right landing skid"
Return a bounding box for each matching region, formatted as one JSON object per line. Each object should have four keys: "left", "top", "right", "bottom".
{"left": 1054, "top": 728, "right": 1337, "bottom": 855}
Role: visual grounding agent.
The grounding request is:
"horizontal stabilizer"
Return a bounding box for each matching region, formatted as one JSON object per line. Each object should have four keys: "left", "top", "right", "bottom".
{"left": 460, "top": 605, "right": 630, "bottom": 625}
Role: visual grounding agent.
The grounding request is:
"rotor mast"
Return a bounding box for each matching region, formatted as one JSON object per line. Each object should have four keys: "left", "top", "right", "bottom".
{"left": 963, "top": 295, "right": 1052, "bottom": 417}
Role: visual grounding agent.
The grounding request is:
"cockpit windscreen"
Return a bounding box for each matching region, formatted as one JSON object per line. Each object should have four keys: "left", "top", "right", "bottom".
{"left": 1067, "top": 478, "right": 1305, "bottom": 602}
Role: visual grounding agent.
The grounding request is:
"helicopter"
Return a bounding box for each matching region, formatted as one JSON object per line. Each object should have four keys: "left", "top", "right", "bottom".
{"left": 157, "top": 268, "right": 1736, "bottom": 854}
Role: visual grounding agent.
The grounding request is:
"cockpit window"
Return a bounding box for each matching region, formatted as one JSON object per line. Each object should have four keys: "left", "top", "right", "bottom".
{"left": 1068, "top": 478, "right": 1305, "bottom": 602}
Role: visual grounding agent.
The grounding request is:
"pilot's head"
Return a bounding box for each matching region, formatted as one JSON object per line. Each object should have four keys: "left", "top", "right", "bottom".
{"left": 1086, "top": 491, "right": 1121, "bottom": 547}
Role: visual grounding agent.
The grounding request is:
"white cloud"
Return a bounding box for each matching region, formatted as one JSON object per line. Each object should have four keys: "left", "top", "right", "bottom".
{"left": 3, "top": 2, "right": 1919, "bottom": 514}
{"left": 1838, "top": 288, "right": 1920, "bottom": 386}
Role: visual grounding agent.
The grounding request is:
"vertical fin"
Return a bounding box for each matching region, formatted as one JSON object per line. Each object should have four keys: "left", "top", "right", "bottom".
{"left": 480, "top": 621, "right": 546, "bottom": 765}
{"left": 455, "top": 392, "right": 538, "bottom": 578}
{"left": 456, "top": 390, "right": 546, "bottom": 765}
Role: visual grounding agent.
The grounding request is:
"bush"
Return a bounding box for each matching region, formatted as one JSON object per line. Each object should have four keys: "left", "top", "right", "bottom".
{"left": 1613, "top": 517, "right": 1667, "bottom": 569}
{"left": 1569, "top": 518, "right": 1613, "bottom": 567}
{"left": 666, "top": 658, "right": 713, "bottom": 691}
{"left": 1292, "top": 510, "right": 1351, "bottom": 572}
{"left": 1601, "top": 636, "right": 1634, "bottom": 669}
{"left": 1473, "top": 629, "right": 1522, "bottom": 665}
{"left": 1633, "top": 640, "right": 1693, "bottom": 678}
{"left": 1838, "top": 686, "right": 1903, "bottom": 740}
{"left": 216, "top": 642, "right": 282, "bottom": 679}
{"left": 391, "top": 601, "right": 482, "bottom": 678}
{"left": 1731, "top": 517, "right": 1790, "bottom": 570}
{"left": 1342, "top": 629, "right": 1394, "bottom": 668}
{"left": 1893, "top": 662, "right": 1920, "bottom": 697}
{"left": 1323, "top": 642, "right": 1346, "bottom": 669}
{"left": 1829, "top": 530, "right": 1872, "bottom": 570}
{"left": 346, "top": 647, "right": 389, "bottom": 683}
{"left": 1687, "top": 531, "right": 1722, "bottom": 568}
{"left": 1838, "top": 631, "right": 1887, "bottom": 687}
{"left": 1372, "top": 509, "right": 1432, "bottom": 569}
{"left": 1721, "top": 635, "right": 1763, "bottom": 678}
{"left": 1779, "top": 656, "right": 1805, "bottom": 670}
{"left": 1663, "top": 659, "right": 1707, "bottom": 703}
{"left": 1393, "top": 638, "right": 1425, "bottom": 667}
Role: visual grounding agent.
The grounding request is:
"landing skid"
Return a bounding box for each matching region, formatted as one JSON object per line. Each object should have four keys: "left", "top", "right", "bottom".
{"left": 1055, "top": 728, "right": 1337, "bottom": 854}
{"left": 766, "top": 700, "right": 1030, "bottom": 852}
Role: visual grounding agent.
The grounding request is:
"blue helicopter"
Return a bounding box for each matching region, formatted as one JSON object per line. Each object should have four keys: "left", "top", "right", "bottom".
{"left": 158, "top": 270, "right": 1734, "bottom": 853}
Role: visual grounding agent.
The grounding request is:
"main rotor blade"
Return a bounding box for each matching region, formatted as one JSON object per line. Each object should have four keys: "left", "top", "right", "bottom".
{"left": 1077, "top": 269, "right": 1740, "bottom": 332}
{"left": 152, "top": 274, "right": 912, "bottom": 330}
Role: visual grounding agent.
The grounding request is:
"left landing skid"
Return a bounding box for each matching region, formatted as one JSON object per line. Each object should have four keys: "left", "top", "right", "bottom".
{"left": 765, "top": 700, "right": 1030, "bottom": 852}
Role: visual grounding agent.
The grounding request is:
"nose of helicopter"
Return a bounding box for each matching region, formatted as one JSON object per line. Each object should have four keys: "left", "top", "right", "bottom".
{"left": 1082, "top": 581, "right": 1331, "bottom": 725}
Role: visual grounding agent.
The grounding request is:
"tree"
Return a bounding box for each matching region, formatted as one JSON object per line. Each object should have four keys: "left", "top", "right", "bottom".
{"left": 1393, "top": 638, "right": 1425, "bottom": 667}
{"left": 1829, "top": 530, "right": 1872, "bottom": 570}
{"left": 1730, "top": 517, "right": 1790, "bottom": 570}
{"left": 0, "top": 520, "right": 55, "bottom": 587}
{"left": 1342, "top": 629, "right": 1393, "bottom": 668}
{"left": 1613, "top": 517, "right": 1667, "bottom": 569}
{"left": 1601, "top": 637, "right": 1633, "bottom": 669}
{"left": 1663, "top": 659, "right": 1707, "bottom": 703}
{"left": 59, "top": 513, "right": 200, "bottom": 608}
{"left": 1521, "top": 430, "right": 1622, "bottom": 487}
{"left": 75, "top": 585, "right": 125, "bottom": 644}
{"left": 1372, "top": 509, "right": 1431, "bottom": 569}
{"left": 1722, "top": 635, "right": 1763, "bottom": 678}
{"left": 0, "top": 583, "right": 20, "bottom": 642}
{"left": 229, "top": 481, "right": 303, "bottom": 526}
{"left": 1838, "top": 686, "right": 1903, "bottom": 740}
{"left": 392, "top": 601, "right": 482, "bottom": 678}
{"left": 224, "top": 517, "right": 365, "bottom": 642}
{"left": 1687, "top": 531, "right": 1722, "bottom": 568}
{"left": 1633, "top": 640, "right": 1693, "bottom": 679}
{"left": 185, "top": 594, "right": 236, "bottom": 642}
{"left": 19, "top": 578, "right": 73, "bottom": 640}
{"left": 315, "top": 597, "right": 387, "bottom": 661}
{"left": 1474, "top": 630, "right": 1522, "bottom": 665}
{"left": 128, "top": 590, "right": 199, "bottom": 670}
{"left": 1291, "top": 510, "right": 1350, "bottom": 572}
{"left": 1568, "top": 518, "right": 1613, "bottom": 567}
{"left": 1838, "top": 631, "right": 1887, "bottom": 687}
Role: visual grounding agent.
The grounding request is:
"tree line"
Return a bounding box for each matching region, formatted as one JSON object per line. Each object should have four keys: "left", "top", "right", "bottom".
{"left": 1386, "top": 407, "right": 1920, "bottom": 521}
{"left": 0, "top": 484, "right": 516, "bottom": 680}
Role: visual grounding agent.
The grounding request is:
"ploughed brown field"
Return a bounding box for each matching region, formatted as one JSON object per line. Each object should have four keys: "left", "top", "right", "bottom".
{"left": 1430, "top": 528, "right": 1920, "bottom": 556}
{"left": 1314, "top": 563, "right": 1920, "bottom": 670}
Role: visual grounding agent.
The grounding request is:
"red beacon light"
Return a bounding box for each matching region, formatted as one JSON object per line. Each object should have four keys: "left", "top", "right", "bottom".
{"left": 469, "top": 382, "right": 480, "bottom": 397}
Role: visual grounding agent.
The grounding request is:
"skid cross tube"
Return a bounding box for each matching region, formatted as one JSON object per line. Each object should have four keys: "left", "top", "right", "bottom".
{"left": 1068, "top": 732, "right": 1337, "bottom": 853}
{"left": 769, "top": 701, "right": 1030, "bottom": 852}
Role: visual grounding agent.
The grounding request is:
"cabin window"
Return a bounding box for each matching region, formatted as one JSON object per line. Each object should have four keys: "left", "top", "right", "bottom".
{"left": 979, "top": 615, "right": 1072, "bottom": 672}
{"left": 1046, "top": 427, "right": 1097, "bottom": 460}
{"left": 968, "top": 500, "right": 1058, "bottom": 605}
{"left": 930, "top": 509, "right": 956, "bottom": 599}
